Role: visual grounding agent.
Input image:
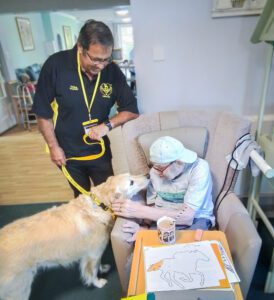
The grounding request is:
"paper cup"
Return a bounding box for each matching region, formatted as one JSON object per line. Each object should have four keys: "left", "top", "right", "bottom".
{"left": 157, "top": 216, "right": 176, "bottom": 244}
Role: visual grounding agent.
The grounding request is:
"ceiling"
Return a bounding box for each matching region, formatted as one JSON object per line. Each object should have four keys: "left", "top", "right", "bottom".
{"left": 63, "top": 7, "right": 131, "bottom": 24}
{"left": 0, "top": 0, "right": 131, "bottom": 24}
{"left": 0, "top": 0, "right": 129, "bottom": 14}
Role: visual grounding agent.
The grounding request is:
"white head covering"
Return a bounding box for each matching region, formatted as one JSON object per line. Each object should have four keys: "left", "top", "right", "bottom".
{"left": 149, "top": 136, "right": 197, "bottom": 164}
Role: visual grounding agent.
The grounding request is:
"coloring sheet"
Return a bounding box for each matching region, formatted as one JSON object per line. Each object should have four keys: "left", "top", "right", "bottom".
{"left": 143, "top": 241, "right": 226, "bottom": 292}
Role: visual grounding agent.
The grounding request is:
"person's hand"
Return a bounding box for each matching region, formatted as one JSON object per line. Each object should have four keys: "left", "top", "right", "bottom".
{"left": 112, "top": 199, "right": 144, "bottom": 219}
{"left": 49, "top": 145, "right": 66, "bottom": 166}
{"left": 88, "top": 123, "right": 109, "bottom": 141}
{"left": 122, "top": 221, "right": 143, "bottom": 242}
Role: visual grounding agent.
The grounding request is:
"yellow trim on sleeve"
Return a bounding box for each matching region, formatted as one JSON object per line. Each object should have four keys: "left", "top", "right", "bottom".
{"left": 45, "top": 98, "right": 59, "bottom": 154}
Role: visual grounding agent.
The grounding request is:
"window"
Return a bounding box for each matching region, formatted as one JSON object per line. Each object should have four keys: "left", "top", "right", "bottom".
{"left": 118, "top": 24, "right": 134, "bottom": 60}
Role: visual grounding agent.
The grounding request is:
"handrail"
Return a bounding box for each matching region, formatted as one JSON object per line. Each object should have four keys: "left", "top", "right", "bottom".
{"left": 248, "top": 150, "right": 274, "bottom": 239}
{"left": 250, "top": 150, "right": 274, "bottom": 178}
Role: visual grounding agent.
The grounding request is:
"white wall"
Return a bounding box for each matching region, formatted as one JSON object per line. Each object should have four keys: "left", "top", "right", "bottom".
{"left": 131, "top": 0, "right": 273, "bottom": 116}
{"left": 49, "top": 12, "right": 81, "bottom": 52}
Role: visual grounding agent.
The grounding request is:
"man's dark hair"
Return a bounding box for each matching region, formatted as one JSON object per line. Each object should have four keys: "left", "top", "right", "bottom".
{"left": 78, "top": 19, "right": 114, "bottom": 50}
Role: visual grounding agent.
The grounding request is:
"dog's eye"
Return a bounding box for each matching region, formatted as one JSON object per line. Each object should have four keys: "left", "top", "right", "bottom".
{"left": 130, "top": 180, "right": 134, "bottom": 186}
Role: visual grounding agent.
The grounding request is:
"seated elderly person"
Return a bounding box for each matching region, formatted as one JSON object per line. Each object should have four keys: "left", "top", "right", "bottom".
{"left": 112, "top": 136, "right": 215, "bottom": 242}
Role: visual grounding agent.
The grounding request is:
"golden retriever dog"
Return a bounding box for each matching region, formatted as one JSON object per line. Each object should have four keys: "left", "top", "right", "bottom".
{"left": 0, "top": 173, "right": 149, "bottom": 300}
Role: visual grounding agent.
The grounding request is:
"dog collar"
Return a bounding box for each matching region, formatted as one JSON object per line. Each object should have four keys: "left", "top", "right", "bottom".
{"left": 90, "top": 193, "right": 116, "bottom": 219}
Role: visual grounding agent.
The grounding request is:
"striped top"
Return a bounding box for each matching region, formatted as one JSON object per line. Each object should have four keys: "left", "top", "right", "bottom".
{"left": 147, "top": 158, "right": 215, "bottom": 226}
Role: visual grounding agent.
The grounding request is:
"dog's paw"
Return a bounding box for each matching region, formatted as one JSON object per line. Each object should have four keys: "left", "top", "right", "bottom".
{"left": 99, "top": 264, "right": 111, "bottom": 274}
{"left": 93, "top": 278, "right": 108, "bottom": 288}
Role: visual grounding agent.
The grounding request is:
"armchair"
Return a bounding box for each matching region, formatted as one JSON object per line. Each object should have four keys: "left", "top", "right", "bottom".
{"left": 110, "top": 109, "right": 262, "bottom": 298}
{"left": 15, "top": 63, "right": 41, "bottom": 83}
{"left": 25, "top": 63, "right": 41, "bottom": 82}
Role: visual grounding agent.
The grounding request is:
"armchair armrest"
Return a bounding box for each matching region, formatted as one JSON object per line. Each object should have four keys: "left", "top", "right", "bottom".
{"left": 217, "top": 193, "right": 262, "bottom": 298}
{"left": 226, "top": 213, "right": 262, "bottom": 299}
{"left": 111, "top": 191, "right": 146, "bottom": 293}
{"left": 111, "top": 217, "right": 134, "bottom": 293}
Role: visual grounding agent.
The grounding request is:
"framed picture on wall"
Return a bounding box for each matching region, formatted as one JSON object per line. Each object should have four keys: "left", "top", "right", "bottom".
{"left": 16, "top": 17, "right": 35, "bottom": 51}
{"left": 63, "top": 26, "right": 73, "bottom": 49}
{"left": 212, "top": 0, "right": 267, "bottom": 18}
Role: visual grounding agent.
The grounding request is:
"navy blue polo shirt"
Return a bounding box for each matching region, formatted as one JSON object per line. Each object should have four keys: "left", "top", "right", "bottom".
{"left": 32, "top": 46, "right": 138, "bottom": 158}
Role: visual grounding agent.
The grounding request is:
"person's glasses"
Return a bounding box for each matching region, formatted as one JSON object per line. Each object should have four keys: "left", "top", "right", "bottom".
{"left": 85, "top": 51, "right": 112, "bottom": 65}
{"left": 152, "top": 162, "right": 174, "bottom": 173}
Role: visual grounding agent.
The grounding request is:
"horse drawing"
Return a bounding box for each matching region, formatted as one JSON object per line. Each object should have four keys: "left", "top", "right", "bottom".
{"left": 147, "top": 250, "right": 210, "bottom": 289}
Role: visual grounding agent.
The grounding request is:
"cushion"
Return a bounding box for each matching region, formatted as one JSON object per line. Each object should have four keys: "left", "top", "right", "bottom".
{"left": 137, "top": 127, "right": 208, "bottom": 165}
{"left": 26, "top": 64, "right": 41, "bottom": 81}
{"left": 15, "top": 68, "right": 27, "bottom": 81}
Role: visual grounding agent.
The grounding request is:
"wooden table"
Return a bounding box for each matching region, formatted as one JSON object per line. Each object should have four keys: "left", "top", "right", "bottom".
{"left": 128, "top": 230, "right": 243, "bottom": 300}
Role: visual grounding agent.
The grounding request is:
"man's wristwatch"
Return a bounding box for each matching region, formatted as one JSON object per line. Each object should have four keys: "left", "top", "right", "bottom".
{"left": 103, "top": 119, "right": 113, "bottom": 131}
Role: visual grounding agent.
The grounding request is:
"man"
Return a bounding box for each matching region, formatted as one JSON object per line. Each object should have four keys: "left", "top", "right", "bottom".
{"left": 112, "top": 136, "right": 215, "bottom": 242}
{"left": 32, "top": 20, "right": 139, "bottom": 196}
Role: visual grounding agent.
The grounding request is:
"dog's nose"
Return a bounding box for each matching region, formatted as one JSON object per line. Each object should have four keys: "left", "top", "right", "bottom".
{"left": 114, "top": 192, "right": 122, "bottom": 199}
{"left": 145, "top": 173, "right": 150, "bottom": 179}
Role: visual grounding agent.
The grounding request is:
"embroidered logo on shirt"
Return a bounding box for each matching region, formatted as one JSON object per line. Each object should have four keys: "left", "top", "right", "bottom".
{"left": 69, "top": 85, "right": 79, "bottom": 91}
{"left": 100, "top": 83, "right": 112, "bottom": 98}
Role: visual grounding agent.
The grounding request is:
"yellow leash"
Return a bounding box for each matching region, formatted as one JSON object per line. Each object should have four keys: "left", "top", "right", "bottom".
{"left": 66, "top": 138, "right": 105, "bottom": 161}
{"left": 61, "top": 165, "right": 115, "bottom": 219}
{"left": 61, "top": 165, "right": 89, "bottom": 195}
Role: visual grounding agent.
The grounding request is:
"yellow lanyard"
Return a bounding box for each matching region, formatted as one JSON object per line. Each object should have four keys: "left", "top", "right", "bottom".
{"left": 77, "top": 50, "right": 101, "bottom": 120}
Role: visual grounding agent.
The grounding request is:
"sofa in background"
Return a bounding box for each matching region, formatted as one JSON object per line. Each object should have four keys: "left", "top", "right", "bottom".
{"left": 15, "top": 63, "right": 41, "bottom": 82}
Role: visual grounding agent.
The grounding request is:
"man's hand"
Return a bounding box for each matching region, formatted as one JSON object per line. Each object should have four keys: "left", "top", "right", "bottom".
{"left": 36, "top": 117, "right": 65, "bottom": 166}
{"left": 112, "top": 198, "right": 145, "bottom": 219}
{"left": 88, "top": 123, "right": 109, "bottom": 141}
{"left": 49, "top": 145, "right": 66, "bottom": 166}
{"left": 122, "top": 221, "right": 143, "bottom": 242}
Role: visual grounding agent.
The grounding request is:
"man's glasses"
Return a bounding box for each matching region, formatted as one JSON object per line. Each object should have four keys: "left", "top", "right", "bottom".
{"left": 84, "top": 51, "right": 112, "bottom": 65}
{"left": 152, "top": 161, "right": 174, "bottom": 174}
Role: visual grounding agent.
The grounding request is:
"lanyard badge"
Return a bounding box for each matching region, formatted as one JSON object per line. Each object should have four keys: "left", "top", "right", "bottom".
{"left": 82, "top": 119, "right": 98, "bottom": 135}
{"left": 81, "top": 119, "right": 106, "bottom": 158}
{"left": 82, "top": 118, "right": 101, "bottom": 146}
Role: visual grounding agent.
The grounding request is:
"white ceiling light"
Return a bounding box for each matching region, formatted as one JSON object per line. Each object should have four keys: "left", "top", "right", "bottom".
{"left": 122, "top": 17, "right": 131, "bottom": 23}
{"left": 115, "top": 9, "right": 129, "bottom": 17}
